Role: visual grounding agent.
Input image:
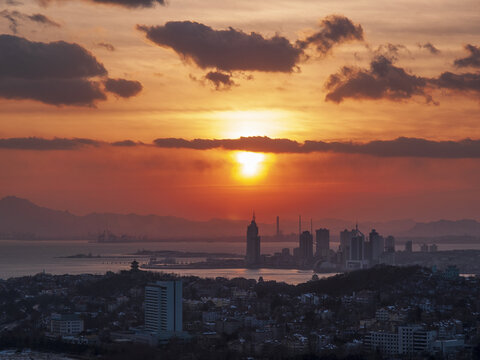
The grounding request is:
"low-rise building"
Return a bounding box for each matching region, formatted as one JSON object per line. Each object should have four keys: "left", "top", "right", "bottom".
{"left": 50, "top": 314, "right": 84, "bottom": 336}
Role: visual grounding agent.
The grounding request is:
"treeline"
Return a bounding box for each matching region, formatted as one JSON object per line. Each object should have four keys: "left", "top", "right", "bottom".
{"left": 254, "top": 265, "right": 427, "bottom": 298}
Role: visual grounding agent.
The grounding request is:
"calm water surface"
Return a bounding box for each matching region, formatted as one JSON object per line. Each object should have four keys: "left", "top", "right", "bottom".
{"left": 0, "top": 240, "right": 478, "bottom": 284}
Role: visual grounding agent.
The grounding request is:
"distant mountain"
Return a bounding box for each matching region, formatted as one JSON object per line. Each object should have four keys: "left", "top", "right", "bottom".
{"left": 0, "top": 196, "right": 255, "bottom": 239}
{"left": 401, "top": 219, "right": 480, "bottom": 237}
{"left": 0, "top": 196, "right": 477, "bottom": 241}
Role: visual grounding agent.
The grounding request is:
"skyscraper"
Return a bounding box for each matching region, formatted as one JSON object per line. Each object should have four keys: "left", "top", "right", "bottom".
{"left": 245, "top": 213, "right": 261, "bottom": 267}
{"left": 368, "top": 229, "right": 385, "bottom": 263}
{"left": 315, "top": 228, "right": 330, "bottom": 258}
{"left": 299, "top": 230, "right": 313, "bottom": 260}
{"left": 340, "top": 229, "right": 353, "bottom": 261}
{"left": 350, "top": 224, "right": 365, "bottom": 261}
{"left": 405, "top": 240, "right": 413, "bottom": 253}
{"left": 145, "top": 280, "right": 183, "bottom": 339}
{"left": 385, "top": 235, "right": 395, "bottom": 253}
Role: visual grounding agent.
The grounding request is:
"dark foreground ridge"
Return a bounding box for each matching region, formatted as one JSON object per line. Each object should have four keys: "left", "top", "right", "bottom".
{"left": 0, "top": 265, "right": 478, "bottom": 359}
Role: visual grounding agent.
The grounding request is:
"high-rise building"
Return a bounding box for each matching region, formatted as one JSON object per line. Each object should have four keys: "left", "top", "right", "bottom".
{"left": 369, "top": 229, "right": 384, "bottom": 263}
{"left": 340, "top": 229, "right": 353, "bottom": 260}
{"left": 385, "top": 235, "right": 395, "bottom": 253}
{"left": 245, "top": 213, "right": 261, "bottom": 267}
{"left": 145, "top": 281, "right": 183, "bottom": 339}
{"left": 299, "top": 231, "right": 313, "bottom": 260}
{"left": 405, "top": 240, "right": 413, "bottom": 253}
{"left": 350, "top": 225, "right": 365, "bottom": 261}
{"left": 315, "top": 228, "right": 330, "bottom": 258}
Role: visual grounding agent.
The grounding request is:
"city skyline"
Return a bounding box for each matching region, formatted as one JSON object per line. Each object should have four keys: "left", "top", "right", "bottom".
{"left": 1, "top": 1, "right": 479, "bottom": 355}
{"left": 0, "top": 0, "right": 479, "bottom": 222}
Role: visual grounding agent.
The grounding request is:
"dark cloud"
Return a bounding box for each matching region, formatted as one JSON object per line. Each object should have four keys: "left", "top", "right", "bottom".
{"left": 0, "top": 137, "right": 100, "bottom": 150}
{"left": 325, "top": 48, "right": 480, "bottom": 104}
{"left": 0, "top": 0, "right": 23, "bottom": 5}
{"left": 4, "top": 136, "right": 480, "bottom": 158}
{"left": 97, "top": 42, "right": 115, "bottom": 51}
{"left": 104, "top": 78, "right": 143, "bottom": 98}
{"left": 37, "top": 0, "right": 164, "bottom": 8}
{"left": 154, "top": 136, "right": 480, "bottom": 158}
{"left": 137, "top": 21, "right": 303, "bottom": 73}
{"left": 153, "top": 137, "right": 302, "bottom": 153}
{"left": 324, "top": 55, "right": 433, "bottom": 103}
{"left": 433, "top": 71, "right": 480, "bottom": 93}
{"left": 0, "top": 78, "right": 106, "bottom": 106}
{"left": 204, "top": 71, "right": 234, "bottom": 90}
{"left": 152, "top": 136, "right": 480, "bottom": 158}
{"left": 375, "top": 43, "right": 409, "bottom": 60}
{"left": 0, "top": 10, "right": 20, "bottom": 33}
{"left": 111, "top": 140, "right": 140, "bottom": 147}
{"left": 0, "top": 34, "right": 106, "bottom": 79}
{"left": 454, "top": 44, "right": 480, "bottom": 68}
{"left": 0, "top": 34, "right": 142, "bottom": 106}
{"left": 0, "top": 10, "right": 59, "bottom": 33}
{"left": 418, "top": 42, "right": 440, "bottom": 55}
{"left": 296, "top": 15, "right": 364, "bottom": 54}
{"left": 28, "top": 13, "right": 60, "bottom": 27}
{"left": 137, "top": 16, "right": 364, "bottom": 75}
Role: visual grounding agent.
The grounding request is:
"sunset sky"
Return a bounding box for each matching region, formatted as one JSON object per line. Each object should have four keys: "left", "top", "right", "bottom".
{"left": 1, "top": 0, "right": 480, "bottom": 222}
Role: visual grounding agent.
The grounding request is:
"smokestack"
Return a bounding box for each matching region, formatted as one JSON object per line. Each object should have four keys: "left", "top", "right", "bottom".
{"left": 299, "top": 215, "right": 301, "bottom": 235}
{"left": 276, "top": 216, "right": 280, "bottom": 237}
{"left": 311, "top": 218, "right": 313, "bottom": 234}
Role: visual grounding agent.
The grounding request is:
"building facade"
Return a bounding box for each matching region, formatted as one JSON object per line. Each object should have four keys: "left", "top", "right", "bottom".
{"left": 315, "top": 228, "right": 330, "bottom": 259}
{"left": 145, "top": 280, "right": 183, "bottom": 340}
{"left": 299, "top": 231, "right": 313, "bottom": 261}
{"left": 50, "top": 313, "right": 84, "bottom": 336}
{"left": 365, "top": 325, "right": 436, "bottom": 355}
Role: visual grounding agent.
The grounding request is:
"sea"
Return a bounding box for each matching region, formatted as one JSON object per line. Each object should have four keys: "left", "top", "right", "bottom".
{"left": 0, "top": 240, "right": 479, "bottom": 284}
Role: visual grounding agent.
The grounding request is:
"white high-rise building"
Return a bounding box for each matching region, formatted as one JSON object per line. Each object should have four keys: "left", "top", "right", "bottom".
{"left": 145, "top": 280, "right": 183, "bottom": 339}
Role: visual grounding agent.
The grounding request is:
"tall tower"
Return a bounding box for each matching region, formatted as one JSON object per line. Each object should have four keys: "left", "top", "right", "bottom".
{"left": 350, "top": 226, "right": 365, "bottom": 261}
{"left": 246, "top": 213, "right": 261, "bottom": 267}
{"left": 315, "top": 228, "right": 330, "bottom": 258}
{"left": 299, "top": 231, "right": 313, "bottom": 260}
{"left": 145, "top": 280, "right": 183, "bottom": 339}
{"left": 276, "top": 216, "right": 280, "bottom": 237}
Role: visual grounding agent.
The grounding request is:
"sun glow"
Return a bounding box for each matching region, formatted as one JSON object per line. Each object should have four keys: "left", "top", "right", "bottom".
{"left": 235, "top": 151, "right": 266, "bottom": 178}
{"left": 212, "top": 110, "right": 292, "bottom": 138}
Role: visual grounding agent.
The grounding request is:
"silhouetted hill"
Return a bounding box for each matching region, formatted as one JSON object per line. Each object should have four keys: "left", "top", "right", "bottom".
{"left": 402, "top": 219, "right": 480, "bottom": 237}
{"left": 0, "top": 196, "right": 78, "bottom": 238}
{"left": 0, "top": 196, "right": 478, "bottom": 241}
{"left": 254, "top": 265, "right": 428, "bottom": 297}
{"left": 0, "top": 196, "right": 257, "bottom": 239}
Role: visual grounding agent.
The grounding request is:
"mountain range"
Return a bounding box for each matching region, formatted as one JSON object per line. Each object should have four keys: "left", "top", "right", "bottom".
{"left": 0, "top": 196, "right": 479, "bottom": 241}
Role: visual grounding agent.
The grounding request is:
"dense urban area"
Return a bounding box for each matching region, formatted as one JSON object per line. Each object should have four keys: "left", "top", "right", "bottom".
{"left": 0, "top": 261, "right": 479, "bottom": 360}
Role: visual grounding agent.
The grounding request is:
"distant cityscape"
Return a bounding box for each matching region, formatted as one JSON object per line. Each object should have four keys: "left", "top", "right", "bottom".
{"left": 244, "top": 213, "right": 401, "bottom": 272}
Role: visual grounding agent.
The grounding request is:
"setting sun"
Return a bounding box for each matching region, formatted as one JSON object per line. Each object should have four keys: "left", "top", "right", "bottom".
{"left": 235, "top": 151, "right": 266, "bottom": 178}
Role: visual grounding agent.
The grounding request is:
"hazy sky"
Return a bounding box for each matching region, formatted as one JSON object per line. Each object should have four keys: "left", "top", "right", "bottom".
{"left": 0, "top": 0, "right": 479, "bottom": 221}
